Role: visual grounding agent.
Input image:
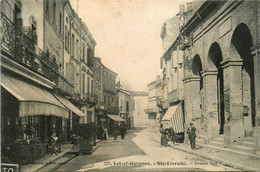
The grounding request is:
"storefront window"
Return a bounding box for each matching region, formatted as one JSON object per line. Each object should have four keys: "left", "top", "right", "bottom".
{"left": 20, "top": 116, "right": 40, "bottom": 139}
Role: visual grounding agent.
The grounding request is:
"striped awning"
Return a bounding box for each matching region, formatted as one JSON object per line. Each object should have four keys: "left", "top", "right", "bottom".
{"left": 1, "top": 71, "right": 69, "bottom": 118}
{"left": 161, "top": 103, "right": 184, "bottom": 133}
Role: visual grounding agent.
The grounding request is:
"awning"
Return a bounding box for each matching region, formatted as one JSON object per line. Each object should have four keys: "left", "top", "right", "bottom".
{"left": 1, "top": 72, "right": 69, "bottom": 118}
{"left": 161, "top": 104, "right": 184, "bottom": 133}
{"left": 107, "top": 114, "right": 125, "bottom": 122}
{"left": 53, "top": 94, "right": 85, "bottom": 117}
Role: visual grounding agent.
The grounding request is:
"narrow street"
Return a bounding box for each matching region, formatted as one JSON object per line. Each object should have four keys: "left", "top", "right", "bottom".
{"left": 57, "top": 128, "right": 238, "bottom": 171}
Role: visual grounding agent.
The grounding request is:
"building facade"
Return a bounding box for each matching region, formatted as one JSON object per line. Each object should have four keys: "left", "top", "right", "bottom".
{"left": 145, "top": 76, "right": 163, "bottom": 127}
{"left": 118, "top": 89, "right": 135, "bottom": 130}
{"left": 0, "top": 0, "right": 97, "bottom": 163}
{"left": 159, "top": 15, "right": 185, "bottom": 141}
{"left": 178, "top": 1, "right": 260, "bottom": 146}
{"left": 131, "top": 91, "right": 149, "bottom": 127}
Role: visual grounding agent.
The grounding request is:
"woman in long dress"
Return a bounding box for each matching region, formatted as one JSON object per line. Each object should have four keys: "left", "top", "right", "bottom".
{"left": 160, "top": 125, "right": 168, "bottom": 146}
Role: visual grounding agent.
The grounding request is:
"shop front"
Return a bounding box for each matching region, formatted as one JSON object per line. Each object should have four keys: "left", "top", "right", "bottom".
{"left": 1, "top": 71, "right": 69, "bottom": 164}
{"left": 106, "top": 114, "right": 125, "bottom": 135}
{"left": 161, "top": 103, "right": 185, "bottom": 143}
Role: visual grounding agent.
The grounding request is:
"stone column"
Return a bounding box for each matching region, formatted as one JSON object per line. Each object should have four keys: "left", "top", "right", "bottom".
{"left": 251, "top": 46, "right": 260, "bottom": 126}
{"left": 252, "top": 45, "right": 260, "bottom": 154}
{"left": 201, "top": 71, "right": 219, "bottom": 143}
{"left": 221, "top": 59, "right": 244, "bottom": 146}
{"left": 183, "top": 76, "right": 201, "bottom": 143}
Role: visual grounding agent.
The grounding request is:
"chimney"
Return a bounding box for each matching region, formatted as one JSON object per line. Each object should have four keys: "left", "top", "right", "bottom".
{"left": 187, "top": 2, "right": 193, "bottom": 12}
{"left": 179, "top": 5, "right": 185, "bottom": 15}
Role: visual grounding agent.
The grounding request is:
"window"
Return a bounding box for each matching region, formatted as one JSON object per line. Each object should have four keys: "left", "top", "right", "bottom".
{"left": 71, "top": 34, "right": 75, "bottom": 56}
{"left": 65, "top": 26, "right": 68, "bottom": 51}
{"left": 91, "top": 80, "right": 93, "bottom": 94}
{"left": 87, "top": 77, "right": 90, "bottom": 94}
{"left": 53, "top": 0, "right": 56, "bottom": 22}
{"left": 21, "top": 116, "right": 40, "bottom": 139}
{"left": 59, "top": 12, "right": 62, "bottom": 34}
{"left": 76, "top": 39, "right": 79, "bottom": 59}
{"left": 82, "top": 73, "right": 85, "bottom": 94}
{"left": 82, "top": 44, "right": 85, "bottom": 61}
{"left": 46, "top": 0, "right": 49, "bottom": 15}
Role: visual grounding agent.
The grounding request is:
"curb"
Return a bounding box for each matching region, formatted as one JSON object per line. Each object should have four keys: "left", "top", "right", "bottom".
{"left": 151, "top": 137, "right": 258, "bottom": 171}
{"left": 56, "top": 140, "right": 102, "bottom": 170}
{"left": 30, "top": 148, "right": 72, "bottom": 172}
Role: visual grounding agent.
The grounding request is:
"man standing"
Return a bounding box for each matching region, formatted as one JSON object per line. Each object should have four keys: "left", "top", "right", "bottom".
{"left": 120, "top": 124, "right": 126, "bottom": 140}
{"left": 187, "top": 123, "right": 196, "bottom": 150}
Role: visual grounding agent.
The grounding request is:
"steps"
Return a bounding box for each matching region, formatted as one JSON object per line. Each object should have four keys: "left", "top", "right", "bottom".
{"left": 196, "top": 135, "right": 259, "bottom": 159}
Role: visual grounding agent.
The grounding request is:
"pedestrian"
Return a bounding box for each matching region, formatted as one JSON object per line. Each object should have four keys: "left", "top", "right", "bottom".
{"left": 159, "top": 124, "right": 168, "bottom": 147}
{"left": 113, "top": 127, "right": 118, "bottom": 140}
{"left": 187, "top": 122, "right": 196, "bottom": 150}
{"left": 169, "top": 127, "right": 177, "bottom": 145}
{"left": 103, "top": 128, "right": 108, "bottom": 140}
{"left": 120, "top": 124, "right": 126, "bottom": 140}
{"left": 51, "top": 133, "right": 59, "bottom": 155}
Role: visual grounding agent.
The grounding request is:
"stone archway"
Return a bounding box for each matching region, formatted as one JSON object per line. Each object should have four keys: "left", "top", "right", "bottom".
{"left": 204, "top": 42, "right": 224, "bottom": 138}
{"left": 208, "top": 43, "right": 225, "bottom": 134}
{"left": 230, "top": 23, "right": 255, "bottom": 134}
{"left": 191, "top": 55, "right": 204, "bottom": 123}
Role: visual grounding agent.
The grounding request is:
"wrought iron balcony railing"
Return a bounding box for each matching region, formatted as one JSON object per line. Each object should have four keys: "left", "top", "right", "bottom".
{"left": 1, "top": 13, "right": 58, "bottom": 83}
{"left": 82, "top": 93, "right": 98, "bottom": 107}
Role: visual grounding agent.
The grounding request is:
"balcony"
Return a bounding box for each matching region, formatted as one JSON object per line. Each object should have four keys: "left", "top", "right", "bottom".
{"left": 82, "top": 93, "right": 98, "bottom": 107}
{"left": 179, "top": 36, "right": 191, "bottom": 50}
{"left": 107, "top": 106, "right": 119, "bottom": 115}
{"left": 144, "top": 108, "right": 157, "bottom": 114}
{"left": 168, "top": 89, "right": 178, "bottom": 104}
{"left": 1, "top": 13, "right": 58, "bottom": 83}
{"left": 55, "top": 76, "right": 74, "bottom": 96}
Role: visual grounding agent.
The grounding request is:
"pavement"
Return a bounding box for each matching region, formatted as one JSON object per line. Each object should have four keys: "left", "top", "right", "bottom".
{"left": 21, "top": 140, "right": 102, "bottom": 172}
{"left": 57, "top": 128, "right": 238, "bottom": 171}
{"left": 147, "top": 127, "right": 260, "bottom": 171}
{"left": 21, "top": 128, "right": 259, "bottom": 171}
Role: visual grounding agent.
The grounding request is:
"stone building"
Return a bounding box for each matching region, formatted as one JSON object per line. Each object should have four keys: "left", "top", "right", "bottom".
{"left": 0, "top": 0, "right": 96, "bottom": 163}
{"left": 178, "top": 1, "right": 260, "bottom": 145}
{"left": 145, "top": 75, "right": 163, "bottom": 127}
{"left": 131, "top": 91, "right": 149, "bottom": 127}
{"left": 159, "top": 15, "right": 185, "bottom": 141}
{"left": 118, "top": 88, "right": 135, "bottom": 130}
{"left": 93, "top": 57, "right": 104, "bottom": 125}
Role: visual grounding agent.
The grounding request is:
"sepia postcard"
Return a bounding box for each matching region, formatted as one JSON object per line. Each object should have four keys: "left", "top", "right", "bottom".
{"left": 1, "top": 0, "right": 260, "bottom": 171}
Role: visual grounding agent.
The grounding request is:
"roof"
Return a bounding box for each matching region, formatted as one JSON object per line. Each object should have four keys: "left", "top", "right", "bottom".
{"left": 119, "top": 89, "right": 132, "bottom": 96}
{"left": 130, "top": 91, "right": 148, "bottom": 96}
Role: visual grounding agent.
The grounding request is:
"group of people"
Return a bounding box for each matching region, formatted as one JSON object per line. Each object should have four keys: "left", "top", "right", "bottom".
{"left": 101, "top": 124, "right": 127, "bottom": 141}
{"left": 160, "top": 125, "right": 177, "bottom": 147}
{"left": 113, "top": 124, "right": 127, "bottom": 140}
{"left": 160, "top": 122, "right": 197, "bottom": 150}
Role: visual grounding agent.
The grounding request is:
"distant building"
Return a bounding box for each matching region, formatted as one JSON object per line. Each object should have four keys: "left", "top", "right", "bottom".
{"left": 131, "top": 91, "right": 149, "bottom": 127}
{"left": 145, "top": 75, "right": 163, "bottom": 127}
{"left": 159, "top": 13, "right": 185, "bottom": 142}
{"left": 118, "top": 89, "right": 135, "bottom": 130}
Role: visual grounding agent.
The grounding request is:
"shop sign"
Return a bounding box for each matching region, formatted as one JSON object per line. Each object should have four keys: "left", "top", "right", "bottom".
{"left": 1, "top": 163, "right": 20, "bottom": 172}
{"left": 100, "top": 118, "right": 106, "bottom": 121}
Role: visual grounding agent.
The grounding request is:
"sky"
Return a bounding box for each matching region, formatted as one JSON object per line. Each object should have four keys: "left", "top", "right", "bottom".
{"left": 70, "top": 0, "right": 189, "bottom": 91}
